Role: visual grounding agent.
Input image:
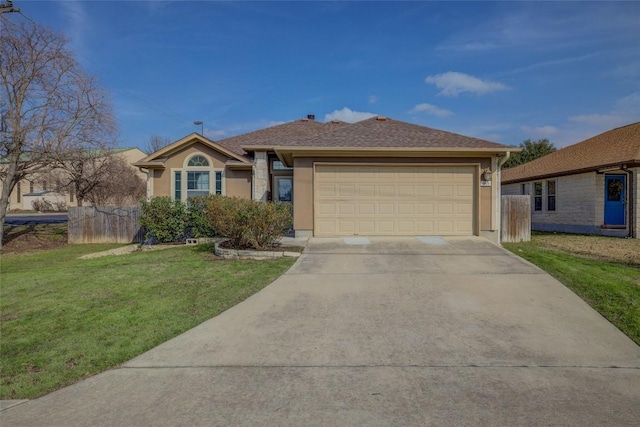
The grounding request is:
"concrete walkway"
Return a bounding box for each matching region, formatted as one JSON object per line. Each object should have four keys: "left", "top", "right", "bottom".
{"left": 3, "top": 237, "right": 639, "bottom": 426}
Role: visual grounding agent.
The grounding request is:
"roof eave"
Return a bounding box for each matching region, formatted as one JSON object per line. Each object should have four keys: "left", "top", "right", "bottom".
{"left": 273, "top": 146, "right": 514, "bottom": 167}
{"left": 502, "top": 160, "right": 640, "bottom": 184}
{"left": 141, "top": 133, "right": 251, "bottom": 164}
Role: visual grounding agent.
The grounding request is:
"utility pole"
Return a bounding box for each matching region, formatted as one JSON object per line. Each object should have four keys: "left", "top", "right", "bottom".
{"left": 0, "top": 1, "right": 20, "bottom": 14}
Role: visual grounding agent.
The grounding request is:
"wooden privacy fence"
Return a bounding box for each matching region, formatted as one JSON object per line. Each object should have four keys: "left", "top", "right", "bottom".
{"left": 501, "top": 195, "right": 531, "bottom": 243}
{"left": 68, "top": 206, "right": 143, "bottom": 244}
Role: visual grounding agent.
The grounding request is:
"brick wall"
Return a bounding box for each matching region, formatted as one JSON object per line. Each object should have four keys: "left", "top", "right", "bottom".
{"left": 502, "top": 172, "right": 599, "bottom": 234}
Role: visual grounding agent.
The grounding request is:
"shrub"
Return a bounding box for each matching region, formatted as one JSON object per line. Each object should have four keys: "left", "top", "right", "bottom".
{"left": 139, "top": 197, "right": 187, "bottom": 243}
{"left": 52, "top": 201, "right": 68, "bottom": 212}
{"left": 186, "top": 196, "right": 218, "bottom": 238}
{"left": 206, "top": 196, "right": 292, "bottom": 250}
{"left": 31, "top": 198, "right": 54, "bottom": 212}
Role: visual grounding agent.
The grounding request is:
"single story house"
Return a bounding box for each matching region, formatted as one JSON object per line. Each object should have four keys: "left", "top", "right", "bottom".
{"left": 502, "top": 122, "right": 640, "bottom": 238}
{"left": 135, "top": 116, "right": 514, "bottom": 242}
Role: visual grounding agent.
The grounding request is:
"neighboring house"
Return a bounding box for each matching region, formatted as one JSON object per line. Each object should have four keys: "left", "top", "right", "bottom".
{"left": 502, "top": 122, "right": 640, "bottom": 238}
{"left": 4, "top": 147, "right": 146, "bottom": 211}
{"left": 135, "top": 116, "right": 514, "bottom": 242}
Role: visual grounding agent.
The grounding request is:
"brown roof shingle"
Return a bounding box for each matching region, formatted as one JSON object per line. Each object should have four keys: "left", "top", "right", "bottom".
{"left": 502, "top": 122, "right": 640, "bottom": 183}
{"left": 216, "top": 119, "right": 347, "bottom": 156}
{"left": 280, "top": 116, "right": 508, "bottom": 150}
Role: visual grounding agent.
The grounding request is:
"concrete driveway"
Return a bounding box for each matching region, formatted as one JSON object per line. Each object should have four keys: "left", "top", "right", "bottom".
{"left": 3, "top": 237, "right": 639, "bottom": 426}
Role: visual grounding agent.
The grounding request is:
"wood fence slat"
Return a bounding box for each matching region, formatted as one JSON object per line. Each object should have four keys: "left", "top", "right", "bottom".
{"left": 501, "top": 195, "right": 531, "bottom": 243}
{"left": 67, "top": 206, "right": 143, "bottom": 244}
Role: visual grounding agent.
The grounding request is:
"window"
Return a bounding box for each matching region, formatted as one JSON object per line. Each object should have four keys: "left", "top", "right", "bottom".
{"left": 215, "top": 171, "right": 222, "bottom": 195}
{"left": 174, "top": 171, "right": 182, "bottom": 201}
{"left": 187, "top": 171, "right": 209, "bottom": 198}
{"left": 188, "top": 155, "right": 209, "bottom": 167}
{"left": 29, "top": 181, "right": 34, "bottom": 193}
{"left": 70, "top": 186, "right": 74, "bottom": 203}
{"left": 547, "top": 180, "right": 556, "bottom": 211}
{"left": 607, "top": 178, "right": 623, "bottom": 201}
{"left": 16, "top": 182, "right": 21, "bottom": 203}
{"left": 534, "top": 182, "right": 542, "bottom": 211}
{"left": 42, "top": 180, "right": 47, "bottom": 191}
{"left": 521, "top": 183, "right": 528, "bottom": 195}
{"left": 272, "top": 160, "right": 292, "bottom": 171}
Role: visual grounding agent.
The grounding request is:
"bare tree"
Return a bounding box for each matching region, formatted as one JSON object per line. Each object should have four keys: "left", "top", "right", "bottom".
{"left": 0, "top": 18, "right": 116, "bottom": 246}
{"left": 52, "top": 150, "right": 116, "bottom": 207}
{"left": 145, "top": 134, "right": 171, "bottom": 154}
{"left": 84, "top": 155, "right": 146, "bottom": 206}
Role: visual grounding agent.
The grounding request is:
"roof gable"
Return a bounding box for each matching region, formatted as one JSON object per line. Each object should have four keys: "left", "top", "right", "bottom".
{"left": 502, "top": 122, "right": 640, "bottom": 183}
{"left": 136, "top": 133, "right": 250, "bottom": 167}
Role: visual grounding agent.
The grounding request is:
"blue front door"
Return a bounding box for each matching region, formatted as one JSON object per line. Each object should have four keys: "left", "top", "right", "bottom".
{"left": 604, "top": 175, "right": 626, "bottom": 226}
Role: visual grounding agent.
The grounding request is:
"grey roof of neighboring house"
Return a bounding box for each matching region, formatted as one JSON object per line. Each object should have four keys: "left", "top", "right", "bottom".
{"left": 502, "top": 122, "right": 640, "bottom": 183}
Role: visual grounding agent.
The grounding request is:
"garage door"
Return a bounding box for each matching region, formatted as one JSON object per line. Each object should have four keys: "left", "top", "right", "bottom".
{"left": 314, "top": 165, "right": 475, "bottom": 236}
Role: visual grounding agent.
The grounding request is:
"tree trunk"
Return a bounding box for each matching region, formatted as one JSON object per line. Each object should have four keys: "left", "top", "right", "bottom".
{"left": 0, "top": 146, "right": 22, "bottom": 249}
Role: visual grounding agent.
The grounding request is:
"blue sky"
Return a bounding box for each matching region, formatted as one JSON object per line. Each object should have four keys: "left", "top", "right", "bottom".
{"left": 12, "top": 1, "right": 640, "bottom": 150}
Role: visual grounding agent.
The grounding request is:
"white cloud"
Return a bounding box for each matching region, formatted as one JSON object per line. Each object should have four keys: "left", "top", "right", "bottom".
{"left": 59, "top": 1, "right": 89, "bottom": 55}
{"left": 439, "top": 41, "right": 497, "bottom": 52}
{"left": 204, "top": 129, "right": 227, "bottom": 139}
{"left": 615, "top": 91, "right": 640, "bottom": 112}
{"left": 324, "top": 107, "right": 377, "bottom": 123}
{"left": 568, "top": 114, "right": 627, "bottom": 127}
{"left": 568, "top": 91, "right": 640, "bottom": 127}
{"left": 425, "top": 72, "right": 508, "bottom": 96}
{"left": 409, "top": 103, "right": 454, "bottom": 118}
{"left": 520, "top": 125, "right": 559, "bottom": 136}
{"left": 368, "top": 95, "right": 378, "bottom": 104}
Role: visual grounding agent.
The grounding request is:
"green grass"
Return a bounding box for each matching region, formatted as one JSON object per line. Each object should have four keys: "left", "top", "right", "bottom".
{"left": 0, "top": 245, "right": 295, "bottom": 399}
{"left": 503, "top": 238, "right": 640, "bottom": 346}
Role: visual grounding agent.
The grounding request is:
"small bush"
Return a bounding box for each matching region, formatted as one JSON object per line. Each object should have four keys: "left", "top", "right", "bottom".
{"left": 139, "top": 197, "right": 187, "bottom": 243}
{"left": 52, "top": 201, "right": 68, "bottom": 212}
{"left": 187, "top": 196, "right": 218, "bottom": 238}
{"left": 31, "top": 198, "right": 54, "bottom": 212}
{"left": 206, "top": 196, "right": 292, "bottom": 250}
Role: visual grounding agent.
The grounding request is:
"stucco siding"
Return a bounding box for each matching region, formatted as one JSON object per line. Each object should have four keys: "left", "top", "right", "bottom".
{"left": 226, "top": 169, "right": 252, "bottom": 199}
{"left": 149, "top": 142, "right": 235, "bottom": 199}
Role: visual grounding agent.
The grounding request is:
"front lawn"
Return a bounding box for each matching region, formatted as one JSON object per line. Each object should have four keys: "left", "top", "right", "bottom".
{"left": 503, "top": 233, "right": 640, "bottom": 346}
{"left": 0, "top": 245, "right": 295, "bottom": 399}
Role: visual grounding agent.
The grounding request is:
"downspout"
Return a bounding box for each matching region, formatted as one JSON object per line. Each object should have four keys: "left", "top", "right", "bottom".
{"left": 496, "top": 152, "right": 511, "bottom": 244}
{"left": 628, "top": 169, "right": 635, "bottom": 238}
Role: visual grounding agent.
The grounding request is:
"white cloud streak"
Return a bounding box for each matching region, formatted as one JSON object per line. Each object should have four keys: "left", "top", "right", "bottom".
{"left": 409, "top": 103, "right": 454, "bottom": 118}
{"left": 324, "top": 107, "right": 377, "bottom": 123}
{"left": 520, "top": 125, "right": 559, "bottom": 136}
{"left": 425, "top": 72, "right": 508, "bottom": 96}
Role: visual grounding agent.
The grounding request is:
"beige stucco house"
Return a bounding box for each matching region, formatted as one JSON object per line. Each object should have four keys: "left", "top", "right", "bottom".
{"left": 502, "top": 122, "right": 640, "bottom": 238}
{"left": 136, "top": 116, "right": 514, "bottom": 242}
{"left": 5, "top": 147, "right": 146, "bottom": 211}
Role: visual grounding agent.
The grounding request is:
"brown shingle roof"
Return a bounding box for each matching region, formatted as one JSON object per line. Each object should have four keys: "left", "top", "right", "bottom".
{"left": 278, "top": 116, "right": 508, "bottom": 149}
{"left": 502, "top": 122, "right": 640, "bottom": 183}
{"left": 216, "top": 118, "right": 347, "bottom": 156}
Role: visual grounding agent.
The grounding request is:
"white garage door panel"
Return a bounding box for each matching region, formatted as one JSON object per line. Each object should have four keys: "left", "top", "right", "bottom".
{"left": 314, "top": 165, "right": 475, "bottom": 236}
